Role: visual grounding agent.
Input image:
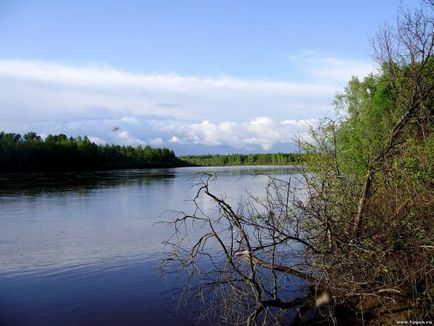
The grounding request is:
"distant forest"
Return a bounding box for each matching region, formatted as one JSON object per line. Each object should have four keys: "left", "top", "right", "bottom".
{"left": 0, "top": 131, "right": 302, "bottom": 172}
{"left": 181, "top": 153, "right": 303, "bottom": 166}
{"left": 0, "top": 132, "right": 186, "bottom": 172}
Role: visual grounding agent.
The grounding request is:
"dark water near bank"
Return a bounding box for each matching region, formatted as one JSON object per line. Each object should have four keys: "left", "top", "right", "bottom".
{"left": 0, "top": 166, "right": 298, "bottom": 325}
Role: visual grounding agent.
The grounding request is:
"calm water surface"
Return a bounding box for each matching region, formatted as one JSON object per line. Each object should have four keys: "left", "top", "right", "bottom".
{"left": 0, "top": 166, "right": 298, "bottom": 325}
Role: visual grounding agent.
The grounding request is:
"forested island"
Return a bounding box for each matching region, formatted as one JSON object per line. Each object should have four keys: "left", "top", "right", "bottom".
{"left": 0, "top": 132, "right": 186, "bottom": 172}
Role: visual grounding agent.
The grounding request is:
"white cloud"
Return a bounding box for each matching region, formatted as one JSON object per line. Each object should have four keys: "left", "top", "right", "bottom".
{"left": 162, "top": 117, "right": 318, "bottom": 151}
{"left": 117, "top": 130, "right": 145, "bottom": 145}
{"left": 88, "top": 136, "right": 106, "bottom": 145}
{"left": 149, "top": 138, "right": 163, "bottom": 146}
{"left": 281, "top": 118, "right": 318, "bottom": 127}
{"left": 288, "top": 50, "right": 375, "bottom": 82}
{"left": 169, "top": 136, "right": 182, "bottom": 144}
{"left": 121, "top": 116, "right": 140, "bottom": 125}
{"left": 0, "top": 55, "right": 373, "bottom": 153}
{"left": 0, "top": 59, "right": 337, "bottom": 95}
{"left": 0, "top": 59, "right": 341, "bottom": 127}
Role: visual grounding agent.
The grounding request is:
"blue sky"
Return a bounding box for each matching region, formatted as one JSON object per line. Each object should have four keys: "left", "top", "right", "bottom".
{"left": 0, "top": 0, "right": 421, "bottom": 154}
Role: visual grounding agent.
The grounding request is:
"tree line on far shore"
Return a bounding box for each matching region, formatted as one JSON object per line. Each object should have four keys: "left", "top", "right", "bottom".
{"left": 0, "top": 132, "right": 185, "bottom": 172}
{"left": 180, "top": 153, "right": 303, "bottom": 166}
{"left": 0, "top": 131, "right": 303, "bottom": 172}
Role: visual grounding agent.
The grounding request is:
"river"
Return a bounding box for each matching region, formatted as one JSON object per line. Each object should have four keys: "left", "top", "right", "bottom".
{"left": 0, "top": 166, "right": 298, "bottom": 325}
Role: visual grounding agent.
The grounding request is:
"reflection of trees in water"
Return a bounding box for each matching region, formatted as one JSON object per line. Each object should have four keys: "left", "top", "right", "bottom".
{"left": 0, "top": 170, "right": 177, "bottom": 196}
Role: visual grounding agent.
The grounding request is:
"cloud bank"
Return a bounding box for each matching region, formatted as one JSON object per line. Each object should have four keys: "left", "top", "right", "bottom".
{"left": 0, "top": 52, "right": 373, "bottom": 154}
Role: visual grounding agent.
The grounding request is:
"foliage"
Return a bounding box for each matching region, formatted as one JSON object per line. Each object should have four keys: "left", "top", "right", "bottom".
{"left": 0, "top": 132, "right": 186, "bottom": 172}
{"left": 180, "top": 153, "right": 303, "bottom": 166}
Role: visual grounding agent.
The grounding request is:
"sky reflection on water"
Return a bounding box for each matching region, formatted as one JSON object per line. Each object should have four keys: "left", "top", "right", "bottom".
{"left": 0, "top": 166, "right": 299, "bottom": 325}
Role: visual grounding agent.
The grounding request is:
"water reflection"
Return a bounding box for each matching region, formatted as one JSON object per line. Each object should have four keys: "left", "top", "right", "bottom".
{"left": 0, "top": 169, "right": 177, "bottom": 195}
{"left": 0, "top": 166, "right": 299, "bottom": 325}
